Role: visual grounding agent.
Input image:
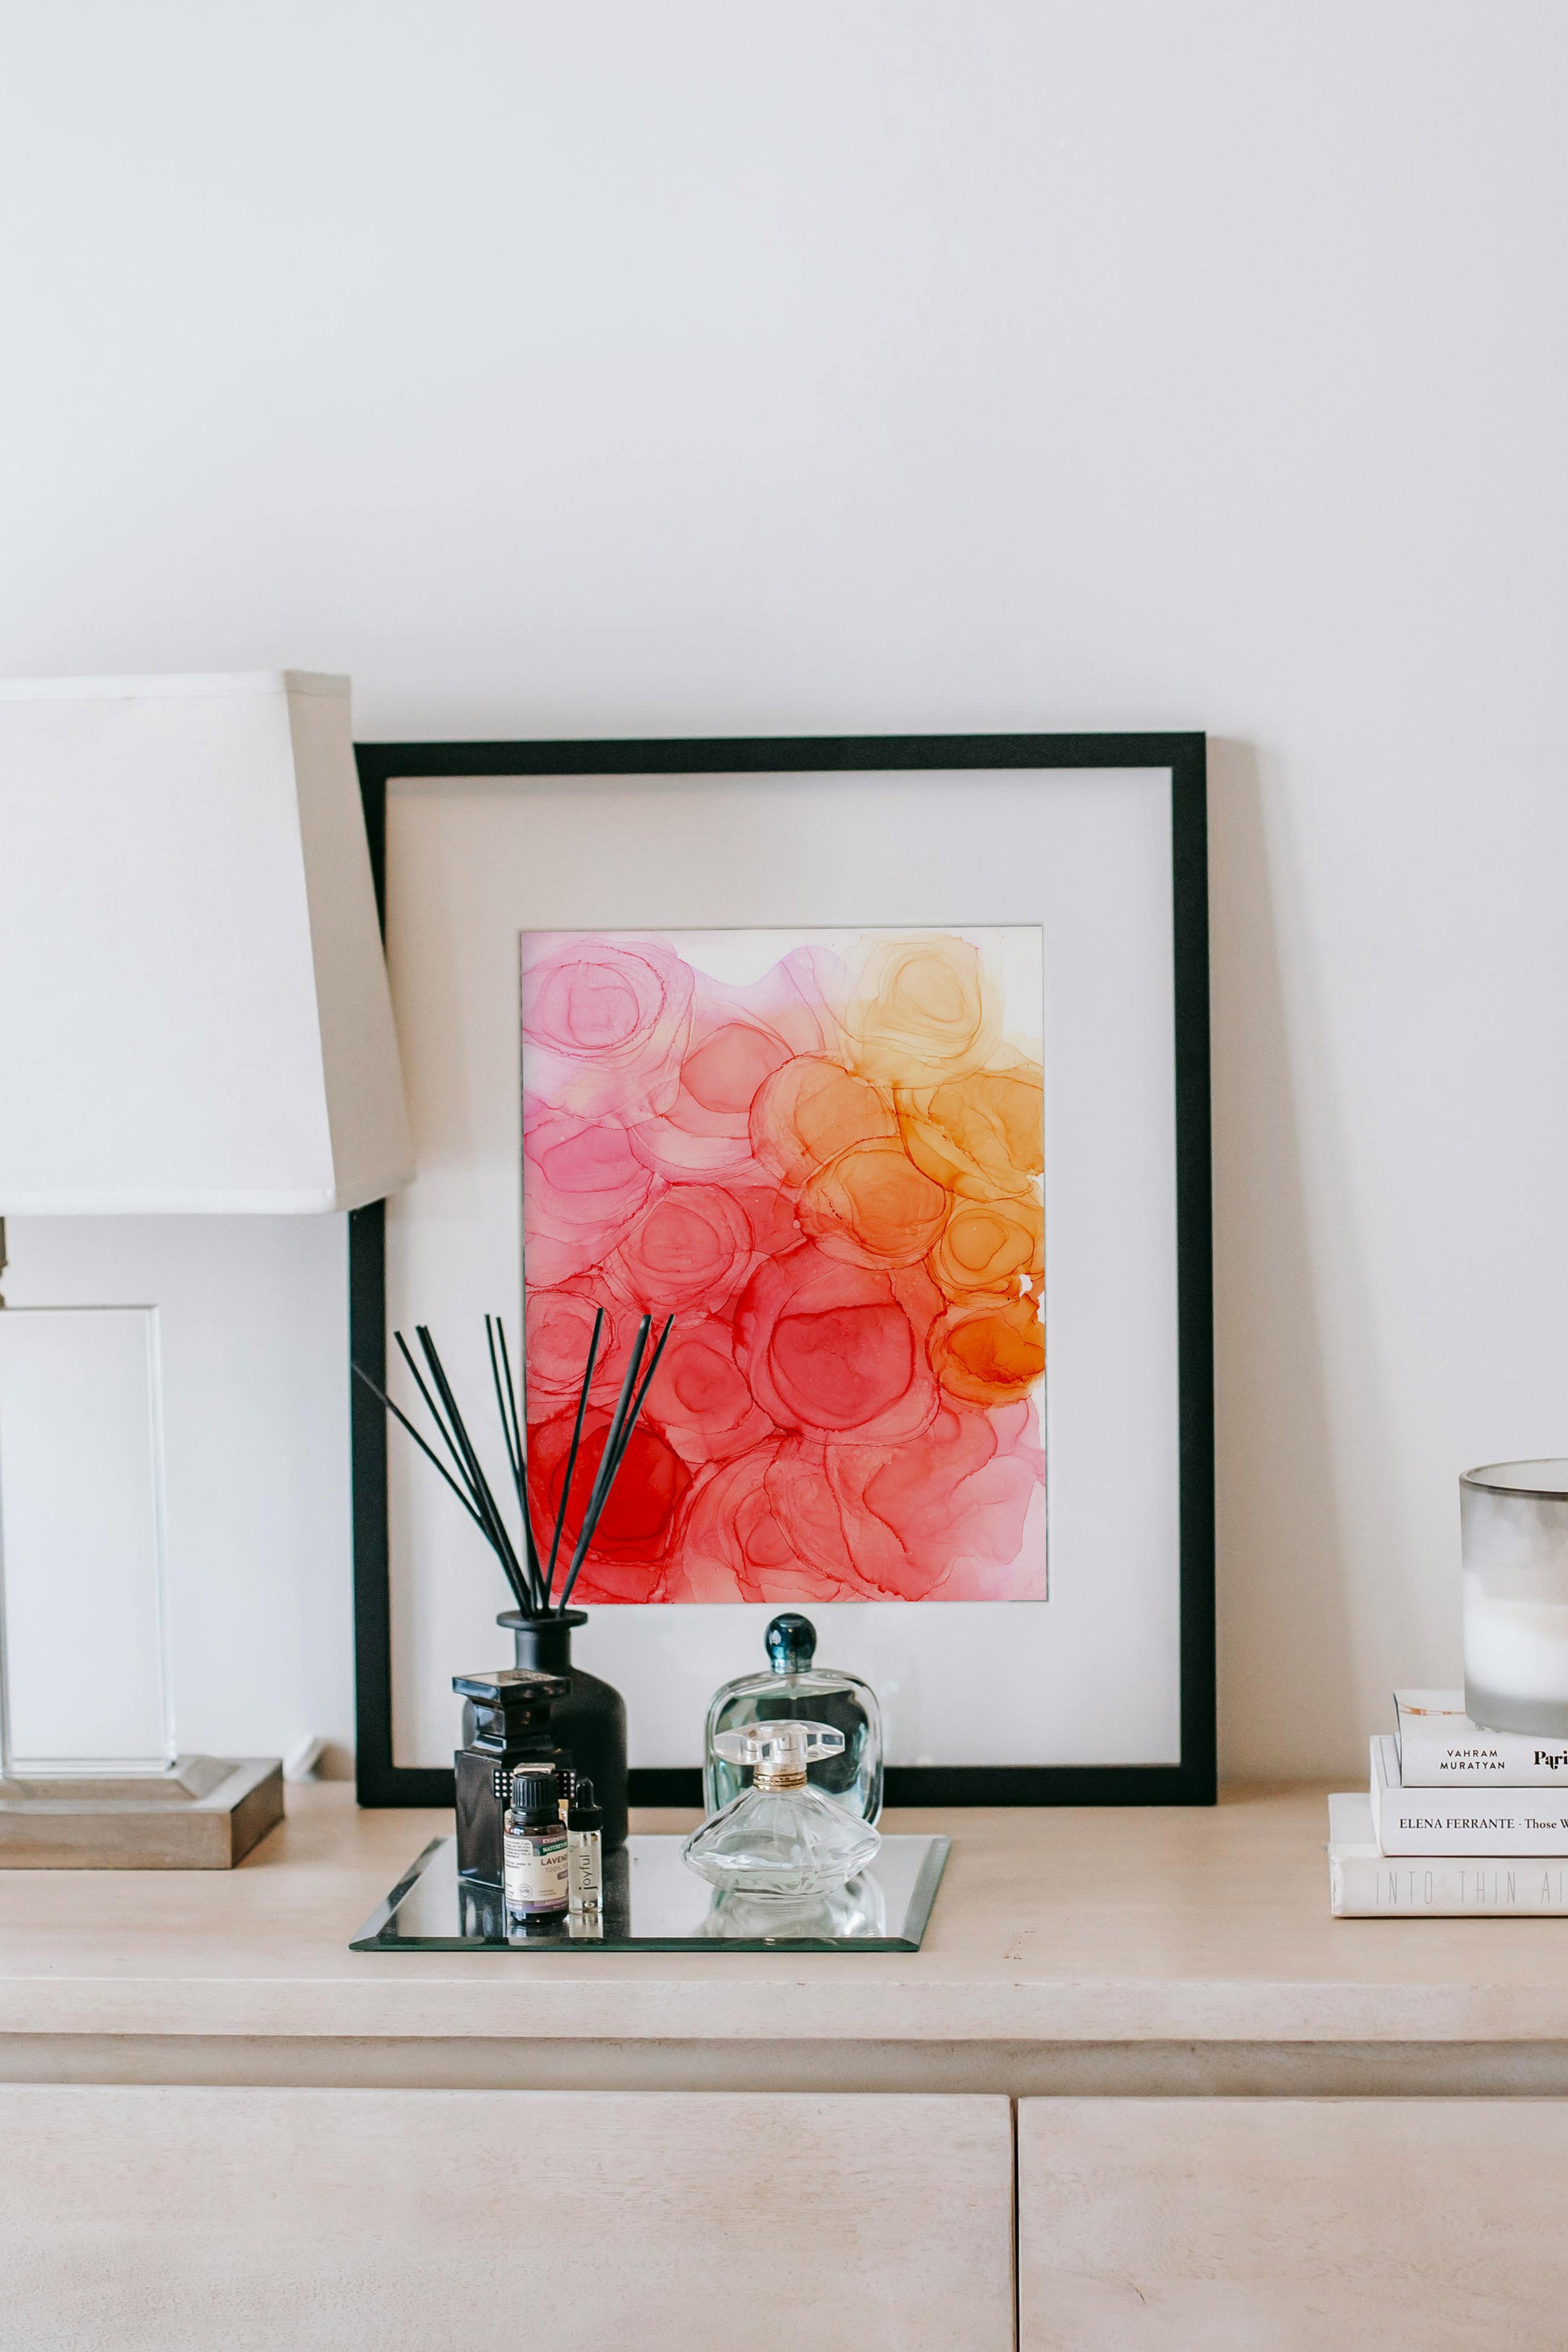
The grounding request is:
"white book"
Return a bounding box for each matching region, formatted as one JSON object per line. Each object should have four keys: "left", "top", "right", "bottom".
{"left": 1394, "top": 1687, "right": 1568, "bottom": 1786}
{"left": 1329, "top": 1793, "right": 1568, "bottom": 1915}
{"left": 1370, "top": 1734, "right": 1568, "bottom": 1854}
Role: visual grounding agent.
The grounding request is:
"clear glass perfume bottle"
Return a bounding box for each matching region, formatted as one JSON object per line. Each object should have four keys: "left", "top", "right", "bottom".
{"left": 703, "top": 1613, "right": 883, "bottom": 1824}
{"left": 682, "top": 1720, "right": 881, "bottom": 1898}
{"left": 700, "top": 1873, "right": 889, "bottom": 1943}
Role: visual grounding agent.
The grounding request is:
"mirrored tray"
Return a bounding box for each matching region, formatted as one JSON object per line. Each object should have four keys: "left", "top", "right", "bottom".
{"left": 352, "top": 1833, "right": 949, "bottom": 1953}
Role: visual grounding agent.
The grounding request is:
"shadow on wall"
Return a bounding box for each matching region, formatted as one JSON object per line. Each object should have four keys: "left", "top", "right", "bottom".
{"left": 1208, "top": 738, "right": 1363, "bottom": 1782}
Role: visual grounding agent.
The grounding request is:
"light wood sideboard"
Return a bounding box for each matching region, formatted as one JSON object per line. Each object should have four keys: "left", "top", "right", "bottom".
{"left": 6, "top": 1784, "right": 1568, "bottom": 2349}
{"left": 2, "top": 2083, "right": 1013, "bottom": 2352}
{"left": 1018, "top": 2094, "right": 1568, "bottom": 2350}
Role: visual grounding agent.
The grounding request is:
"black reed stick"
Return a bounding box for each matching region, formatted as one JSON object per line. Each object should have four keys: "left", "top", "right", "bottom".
{"left": 584, "top": 1312, "right": 674, "bottom": 1539}
{"left": 620, "top": 1313, "right": 674, "bottom": 1456}
{"left": 565, "top": 1316, "right": 649, "bottom": 1576}
{"left": 492, "top": 1317, "right": 526, "bottom": 1489}
{"left": 390, "top": 1328, "right": 500, "bottom": 1541}
{"left": 415, "top": 1325, "right": 531, "bottom": 1612}
{"left": 417, "top": 1327, "right": 525, "bottom": 1587}
{"left": 558, "top": 1313, "right": 674, "bottom": 1612}
{"left": 492, "top": 1316, "right": 545, "bottom": 1603}
{"left": 351, "top": 1362, "right": 491, "bottom": 1537}
{"left": 543, "top": 1304, "right": 604, "bottom": 1611}
{"left": 394, "top": 1330, "right": 479, "bottom": 1502}
{"left": 486, "top": 1314, "right": 542, "bottom": 1611}
{"left": 485, "top": 1315, "right": 521, "bottom": 1489}
{"left": 413, "top": 1325, "right": 500, "bottom": 1522}
{"left": 592, "top": 1314, "right": 675, "bottom": 1517}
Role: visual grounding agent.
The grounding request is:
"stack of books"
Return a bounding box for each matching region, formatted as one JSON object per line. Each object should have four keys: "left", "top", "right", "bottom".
{"left": 1329, "top": 1690, "right": 1568, "bottom": 1914}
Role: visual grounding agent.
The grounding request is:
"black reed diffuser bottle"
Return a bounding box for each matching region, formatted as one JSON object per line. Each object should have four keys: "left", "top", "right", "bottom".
{"left": 499, "top": 1607, "right": 628, "bottom": 1853}
{"left": 355, "top": 1303, "right": 670, "bottom": 1860}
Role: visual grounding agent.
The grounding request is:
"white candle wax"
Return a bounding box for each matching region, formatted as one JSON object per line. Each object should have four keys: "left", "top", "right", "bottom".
{"left": 1464, "top": 1583, "right": 1568, "bottom": 1704}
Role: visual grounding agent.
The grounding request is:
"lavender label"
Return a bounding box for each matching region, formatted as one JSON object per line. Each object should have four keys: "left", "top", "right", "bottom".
{"left": 504, "top": 1828, "right": 570, "bottom": 1913}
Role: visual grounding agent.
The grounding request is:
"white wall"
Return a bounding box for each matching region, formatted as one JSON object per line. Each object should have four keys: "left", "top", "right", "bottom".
{"left": 3, "top": 1, "right": 1566, "bottom": 1782}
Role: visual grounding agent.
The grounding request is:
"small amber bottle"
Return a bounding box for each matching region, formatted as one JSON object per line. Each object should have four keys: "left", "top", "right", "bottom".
{"left": 504, "top": 1769, "right": 570, "bottom": 1929}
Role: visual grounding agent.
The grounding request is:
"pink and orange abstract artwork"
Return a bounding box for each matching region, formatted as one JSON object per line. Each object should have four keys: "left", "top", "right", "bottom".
{"left": 520, "top": 927, "right": 1046, "bottom": 1604}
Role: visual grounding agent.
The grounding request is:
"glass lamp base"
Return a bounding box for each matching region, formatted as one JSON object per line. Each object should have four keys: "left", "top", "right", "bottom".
{"left": 0, "top": 1306, "right": 174, "bottom": 1776}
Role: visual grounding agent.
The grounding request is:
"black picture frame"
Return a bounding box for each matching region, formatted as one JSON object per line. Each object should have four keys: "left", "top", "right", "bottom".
{"left": 350, "top": 732, "right": 1213, "bottom": 1810}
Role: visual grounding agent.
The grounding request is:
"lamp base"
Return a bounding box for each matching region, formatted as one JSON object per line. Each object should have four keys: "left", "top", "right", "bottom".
{"left": 0, "top": 1755, "right": 284, "bottom": 1868}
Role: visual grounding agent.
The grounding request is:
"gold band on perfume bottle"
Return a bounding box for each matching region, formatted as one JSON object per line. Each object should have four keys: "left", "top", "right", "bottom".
{"left": 753, "top": 1765, "right": 809, "bottom": 1792}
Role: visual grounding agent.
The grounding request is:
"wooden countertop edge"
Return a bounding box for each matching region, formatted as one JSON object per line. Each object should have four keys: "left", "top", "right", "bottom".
{"left": 9, "top": 1978, "right": 1568, "bottom": 2043}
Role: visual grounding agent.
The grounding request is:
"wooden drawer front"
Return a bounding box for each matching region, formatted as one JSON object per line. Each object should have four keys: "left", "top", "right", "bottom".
{"left": 0, "top": 2084, "right": 1012, "bottom": 2352}
{"left": 1020, "top": 2094, "right": 1568, "bottom": 2350}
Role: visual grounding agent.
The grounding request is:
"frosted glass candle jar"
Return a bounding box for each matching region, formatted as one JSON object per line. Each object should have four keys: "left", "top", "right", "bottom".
{"left": 1462, "top": 1461, "right": 1568, "bottom": 1735}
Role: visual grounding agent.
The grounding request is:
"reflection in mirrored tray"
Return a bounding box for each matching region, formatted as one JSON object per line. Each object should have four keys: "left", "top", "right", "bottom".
{"left": 351, "top": 1834, "right": 950, "bottom": 1954}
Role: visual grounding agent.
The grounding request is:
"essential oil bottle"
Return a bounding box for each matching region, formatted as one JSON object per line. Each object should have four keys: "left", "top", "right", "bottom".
{"left": 504, "top": 1769, "right": 570, "bottom": 1927}
{"left": 567, "top": 1776, "right": 604, "bottom": 1912}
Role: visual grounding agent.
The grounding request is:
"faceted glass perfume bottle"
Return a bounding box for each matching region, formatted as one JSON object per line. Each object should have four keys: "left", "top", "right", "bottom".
{"left": 700, "top": 1873, "right": 889, "bottom": 1942}
{"left": 682, "top": 1720, "right": 881, "bottom": 1898}
{"left": 703, "top": 1613, "right": 883, "bottom": 1824}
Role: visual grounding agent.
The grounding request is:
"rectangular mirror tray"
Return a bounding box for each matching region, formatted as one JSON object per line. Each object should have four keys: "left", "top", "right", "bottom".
{"left": 352, "top": 1832, "right": 949, "bottom": 1953}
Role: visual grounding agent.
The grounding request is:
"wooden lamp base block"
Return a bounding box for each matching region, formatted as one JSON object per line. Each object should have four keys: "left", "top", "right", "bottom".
{"left": 0, "top": 1757, "right": 284, "bottom": 1868}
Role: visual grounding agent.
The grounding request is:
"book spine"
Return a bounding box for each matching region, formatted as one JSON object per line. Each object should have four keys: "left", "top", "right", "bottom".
{"left": 1374, "top": 1804, "right": 1568, "bottom": 1855}
{"left": 1332, "top": 1852, "right": 1568, "bottom": 1915}
{"left": 1397, "top": 1727, "right": 1568, "bottom": 1786}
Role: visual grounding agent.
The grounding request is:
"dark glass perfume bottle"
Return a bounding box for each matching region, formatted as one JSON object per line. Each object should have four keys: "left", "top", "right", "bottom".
{"left": 452, "top": 1667, "right": 568, "bottom": 1886}
{"left": 456, "top": 1876, "right": 508, "bottom": 1943}
{"left": 703, "top": 1614, "right": 883, "bottom": 1823}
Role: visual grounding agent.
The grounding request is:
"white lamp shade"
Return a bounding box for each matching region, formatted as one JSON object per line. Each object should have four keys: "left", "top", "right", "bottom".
{"left": 0, "top": 671, "right": 413, "bottom": 1213}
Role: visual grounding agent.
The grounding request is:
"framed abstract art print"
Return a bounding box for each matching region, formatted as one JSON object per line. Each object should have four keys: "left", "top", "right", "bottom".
{"left": 350, "top": 733, "right": 1213, "bottom": 1807}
